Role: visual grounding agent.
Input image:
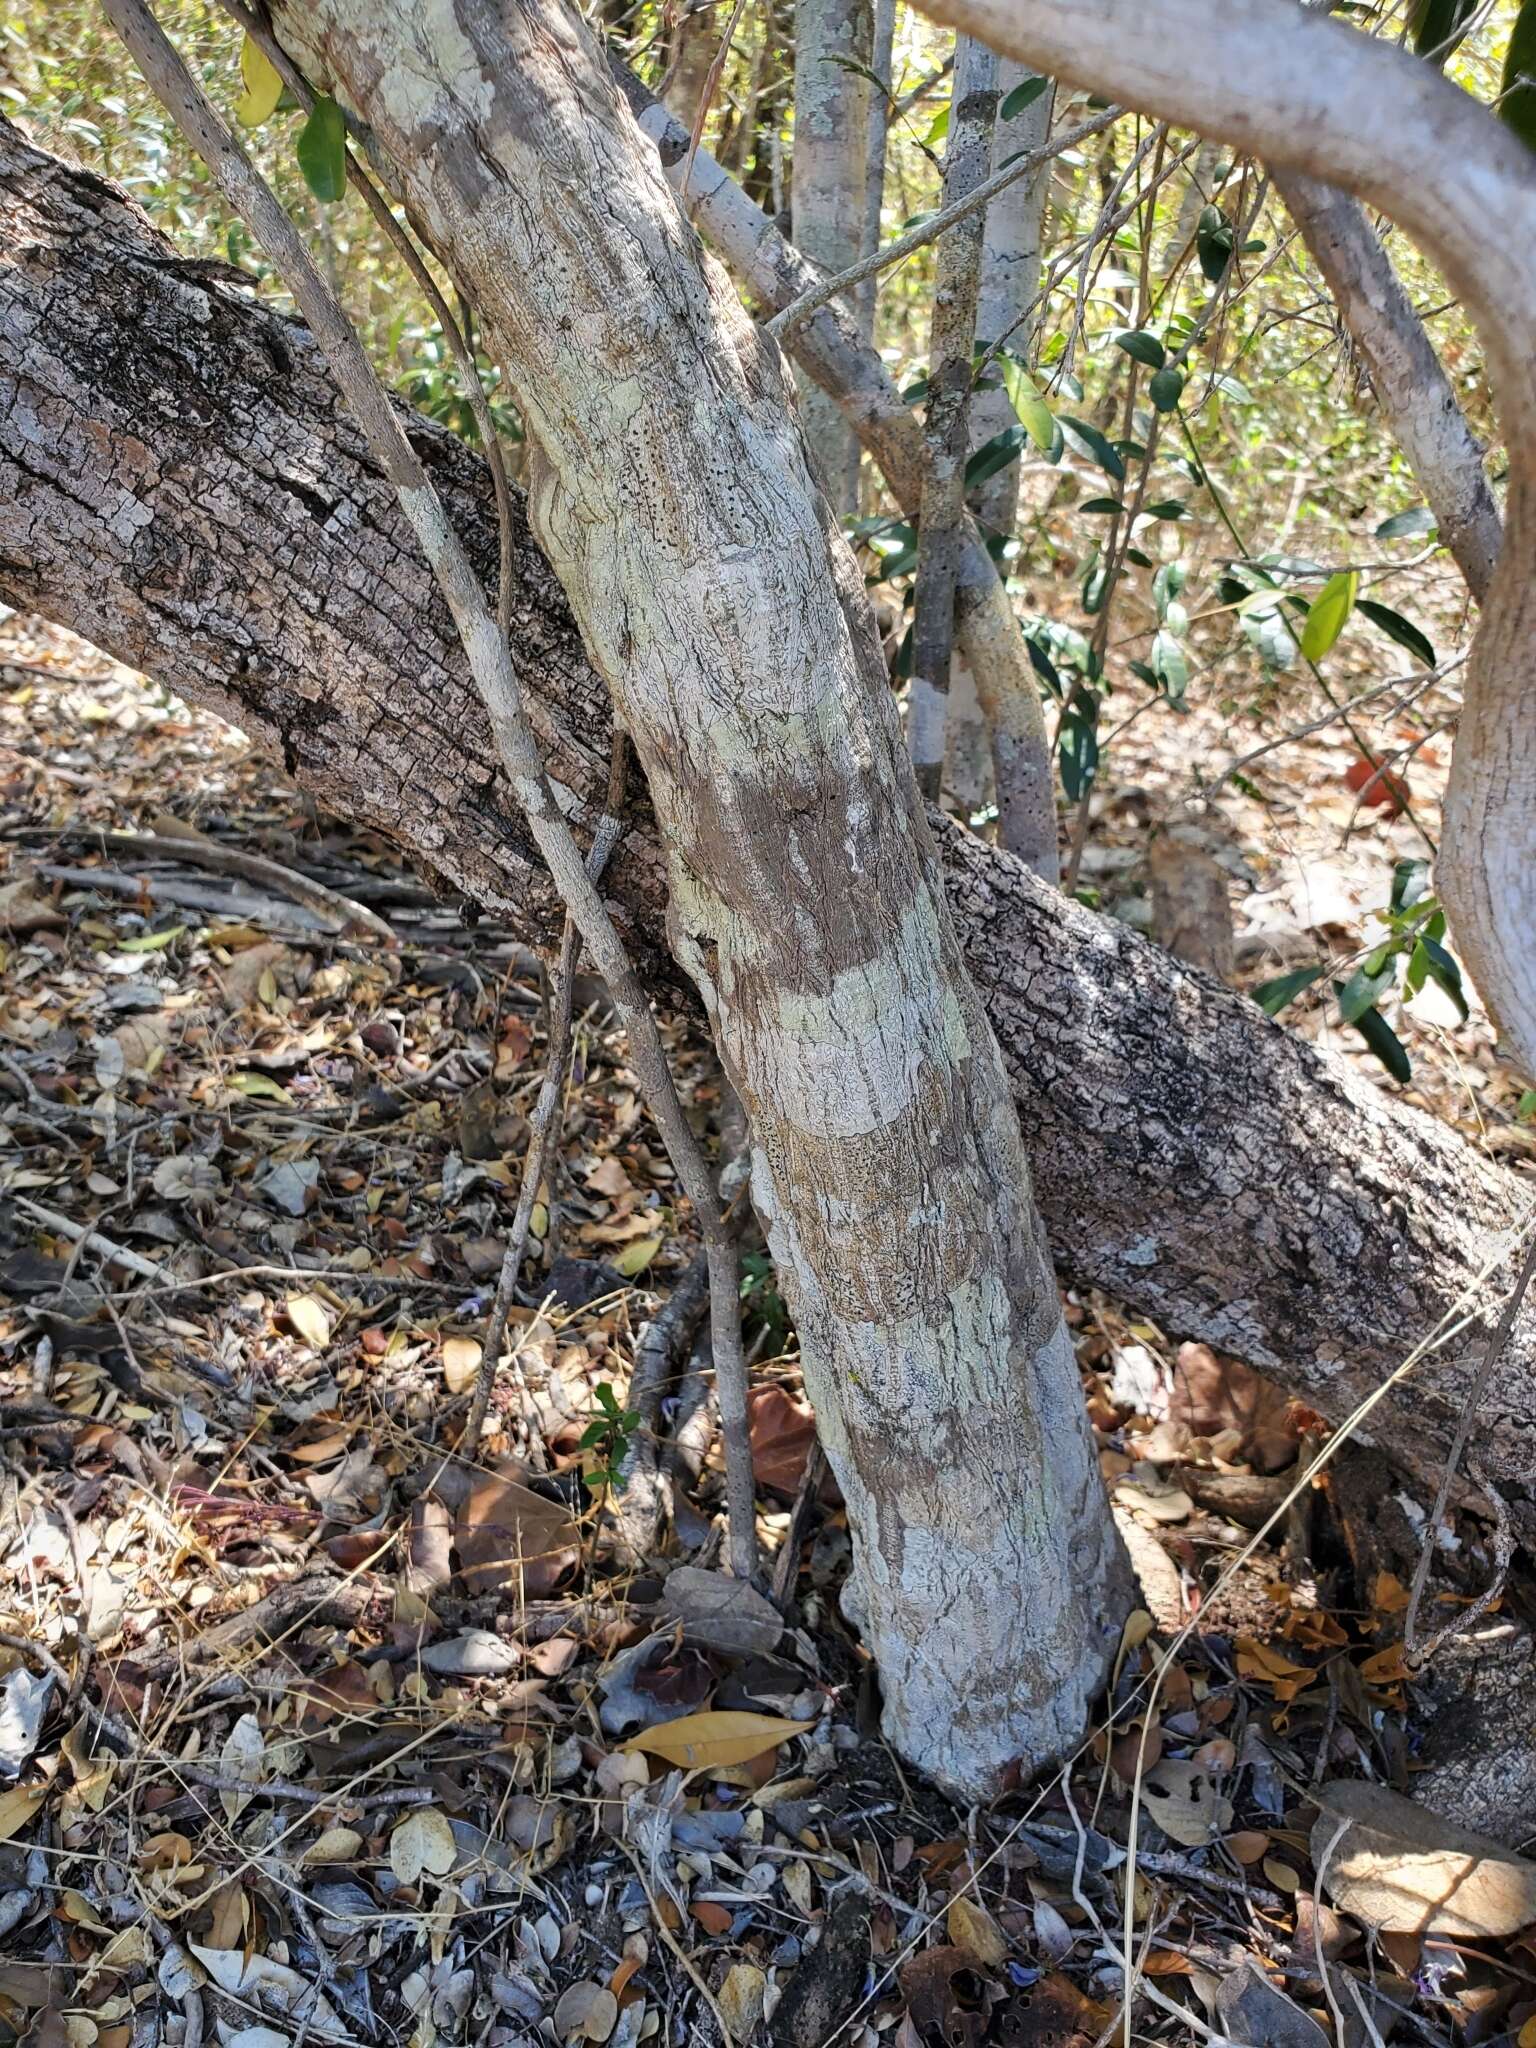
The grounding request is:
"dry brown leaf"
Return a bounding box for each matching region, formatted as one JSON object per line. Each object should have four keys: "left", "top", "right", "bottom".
{"left": 947, "top": 1895, "right": 1008, "bottom": 1967}
{"left": 691, "top": 1899, "right": 732, "bottom": 1935}
{"left": 623, "top": 1709, "right": 814, "bottom": 1770}
{"left": 1141, "top": 1758, "right": 1233, "bottom": 1847}
{"left": 451, "top": 1465, "right": 580, "bottom": 1597}
{"left": 285, "top": 1292, "right": 332, "bottom": 1349}
{"left": 442, "top": 1335, "right": 482, "bottom": 1394}
{"left": 389, "top": 1807, "right": 458, "bottom": 1887}
{"left": 554, "top": 1981, "right": 619, "bottom": 2043}
{"left": 1169, "top": 1341, "right": 1299, "bottom": 1473}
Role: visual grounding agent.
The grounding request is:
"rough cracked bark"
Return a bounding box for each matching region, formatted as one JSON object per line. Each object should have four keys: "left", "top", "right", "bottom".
{"left": 3, "top": 121, "right": 1534, "bottom": 1539}
{"left": 252, "top": 0, "right": 1127, "bottom": 1791}
{"left": 910, "top": 0, "right": 1536, "bottom": 1087}
{"left": 791, "top": 0, "right": 872, "bottom": 510}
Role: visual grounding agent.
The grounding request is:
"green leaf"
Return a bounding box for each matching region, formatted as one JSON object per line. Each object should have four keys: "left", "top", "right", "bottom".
{"left": 1079, "top": 496, "right": 1123, "bottom": 515}
{"left": 1151, "top": 629, "right": 1189, "bottom": 702}
{"left": 1411, "top": 934, "right": 1469, "bottom": 1021}
{"left": 1148, "top": 365, "right": 1186, "bottom": 413}
{"left": 1058, "top": 705, "right": 1099, "bottom": 801}
{"left": 1503, "top": 0, "right": 1536, "bottom": 154}
{"left": 1144, "top": 500, "right": 1189, "bottom": 521}
{"left": 998, "top": 352, "right": 1056, "bottom": 450}
{"left": 923, "top": 103, "right": 950, "bottom": 149}
{"left": 1356, "top": 598, "right": 1436, "bottom": 668}
{"left": 1374, "top": 505, "right": 1436, "bottom": 541}
{"left": 1517, "top": 1089, "right": 1536, "bottom": 1122}
{"left": 965, "top": 425, "right": 1027, "bottom": 488}
{"left": 1346, "top": 1001, "right": 1412, "bottom": 1084}
{"left": 1196, "top": 205, "right": 1235, "bottom": 283}
{"left": 1114, "top": 328, "right": 1166, "bottom": 370}
{"left": 1299, "top": 568, "right": 1358, "bottom": 662}
{"left": 1337, "top": 958, "right": 1398, "bottom": 1025}
{"left": 1057, "top": 415, "right": 1125, "bottom": 481}
{"left": 1000, "top": 74, "right": 1049, "bottom": 119}
{"left": 229, "top": 1070, "right": 292, "bottom": 1102}
{"left": 1391, "top": 857, "right": 1432, "bottom": 912}
{"left": 120, "top": 924, "right": 186, "bottom": 953}
{"left": 1254, "top": 965, "right": 1324, "bottom": 1017}
{"left": 235, "top": 33, "right": 284, "bottom": 126}
{"left": 297, "top": 95, "right": 348, "bottom": 203}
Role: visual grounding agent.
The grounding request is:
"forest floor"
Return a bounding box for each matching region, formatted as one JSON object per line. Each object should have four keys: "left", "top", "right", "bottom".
{"left": 3, "top": 610, "right": 1536, "bottom": 2048}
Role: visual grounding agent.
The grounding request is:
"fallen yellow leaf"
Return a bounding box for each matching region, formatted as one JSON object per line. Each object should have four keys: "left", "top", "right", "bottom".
{"left": 612, "top": 1234, "right": 662, "bottom": 1278}
{"left": 0, "top": 1783, "right": 45, "bottom": 1844}
{"left": 623, "top": 1709, "right": 814, "bottom": 1771}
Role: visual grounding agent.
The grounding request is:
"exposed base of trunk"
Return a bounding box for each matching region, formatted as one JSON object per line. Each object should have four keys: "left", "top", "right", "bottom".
{"left": 2, "top": 120, "right": 1532, "bottom": 1543}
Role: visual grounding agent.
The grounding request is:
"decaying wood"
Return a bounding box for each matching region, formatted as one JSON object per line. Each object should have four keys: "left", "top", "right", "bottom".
{"left": 2, "top": 123, "right": 1534, "bottom": 1541}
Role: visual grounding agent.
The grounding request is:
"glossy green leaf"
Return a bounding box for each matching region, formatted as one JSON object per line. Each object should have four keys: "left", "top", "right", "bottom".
{"left": 1391, "top": 857, "right": 1432, "bottom": 913}
{"left": 1057, "top": 415, "right": 1125, "bottom": 481}
{"left": 1299, "top": 568, "right": 1358, "bottom": 662}
{"left": 1374, "top": 505, "right": 1436, "bottom": 541}
{"left": 1058, "top": 705, "right": 1099, "bottom": 801}
{"left": 1000, "top": 74, "right": 1049, "bottom": 119}
{"left": 1347, "top": 1002, "right": 1412, "bottom": 1084}
{"left": 1149, "top": 366, "right": 1186, "bottom": 413}
{"left": 1196, "top": 205, "right": 1235, "bottom": 283}
{"left": 1410, "top": 935, "right": 1469, "bottom": 1021}
{"left": 923, "top": 103, "right": 950, "bottom": 149}
{"left": 1079, "top": 496, "right": 1123, "bottom": 515}
{"left": 1356, "top": 598, "right": 1436, "bottom": 668}
{"left": 297, "top": 95, "right": 348, "bottom": 203}
{"left": 1254, "top": 965, "right": 1324, "bottom": 1017}
{"left": 1337, "top": 958, "right": 1397, "bottom": 1025}
{"left": 1114, "top": 328, "right": 1166, "bottom": 370}
{"left": 964, "top": 425, "right": 1027, "bottom": 488}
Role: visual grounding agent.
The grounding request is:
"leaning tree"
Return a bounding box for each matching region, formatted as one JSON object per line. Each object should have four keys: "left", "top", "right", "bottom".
{"left": 3, "top": 0, "right": 1535, "bottom": 1792}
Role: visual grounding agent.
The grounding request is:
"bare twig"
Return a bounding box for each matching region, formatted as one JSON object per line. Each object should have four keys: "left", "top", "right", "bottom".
{"left": 768, "top": 105, "right": 1122, "bottom": 340}
{"left": 13, "top": 1195, "right": 165, "bottom": 1281}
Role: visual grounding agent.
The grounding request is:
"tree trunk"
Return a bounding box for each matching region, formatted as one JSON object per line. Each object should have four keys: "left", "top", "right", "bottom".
{"left": 252, "top": 0, "right": 1127, "bottom": 1794}
{"left": 3, "top": 119, "right": 1534, "bottom": 1540}
{"left": 948, "top": 63, "right": 1055, "bottom": 810}
{"left": 911, "top": 0, "right": 1536, "bottom": 1087}
{"left": 791, "top": 0, "right": 873, "bottom": 509}
{"left": 613, "top": 65, "right": 1061, "bottom": 876}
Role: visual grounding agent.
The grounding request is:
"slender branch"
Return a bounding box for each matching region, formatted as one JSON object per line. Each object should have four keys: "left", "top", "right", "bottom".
{"left": 100, "top": 0, "right": 759, "bottom": 1583}
{"left": 768, "top": 104, "right": 1122, "bottom": 341}
{"left": 462, "top": 736, "right": 628, "bottom": 1457}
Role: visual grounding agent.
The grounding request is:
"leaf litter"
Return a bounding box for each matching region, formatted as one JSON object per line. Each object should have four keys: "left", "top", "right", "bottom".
{"left": 3, "top": 622, "right": 1536, "bottom": 2048}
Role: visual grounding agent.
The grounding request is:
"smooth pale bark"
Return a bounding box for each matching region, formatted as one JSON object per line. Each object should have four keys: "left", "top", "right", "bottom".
{"left": 1274, "top": 172, "right": 1502, "bottom": 605}
{"left": 615, "top": 67, "right": 1060, "bottom": 877}
{"left": 4, "top": 121, "right": 1535, "bottom": 1538}
{"left": 854, "top": 0, "right": 896, "bottom": 342}
{"left": 791, "top": 0, "right": 873, "bottom": 508}
{"left": 910, "top": 36, "right": 999, "bottom": 798}
{"left": 257, "top": 0, "right": 1126, "bottom": 1791}
{"left": 949, "top": 64, "right": 1055, "bottom": 809}
{"left": 908, "top": 0, "right": 1536, "bottom": 1084}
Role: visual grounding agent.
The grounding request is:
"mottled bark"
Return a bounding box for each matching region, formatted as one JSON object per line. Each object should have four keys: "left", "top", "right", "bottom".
{"left": 912, "top": 0, "right": 1536, "bottom": 1090}
{"left": 948, "top": 62, "right": 1054, "bottom": 810}
{"left": 615, "top": 68, "right": 1060, "bottom": 876}
{"left": 3, "top": 121, "right": 1534, "bottom": 1539}
{"left": 909, "top": 36, "right": 998, "bottom": 800}
{"left": 254, "top": 0, "right": 1126, "bottom": 1793}
{"left": 791, "top": 0, "right": 872, "bottom": 509}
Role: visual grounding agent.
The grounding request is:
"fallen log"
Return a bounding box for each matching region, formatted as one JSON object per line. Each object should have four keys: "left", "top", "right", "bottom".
{"left": 2, "top": 121, "right": 1531, "bottom": 1528}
